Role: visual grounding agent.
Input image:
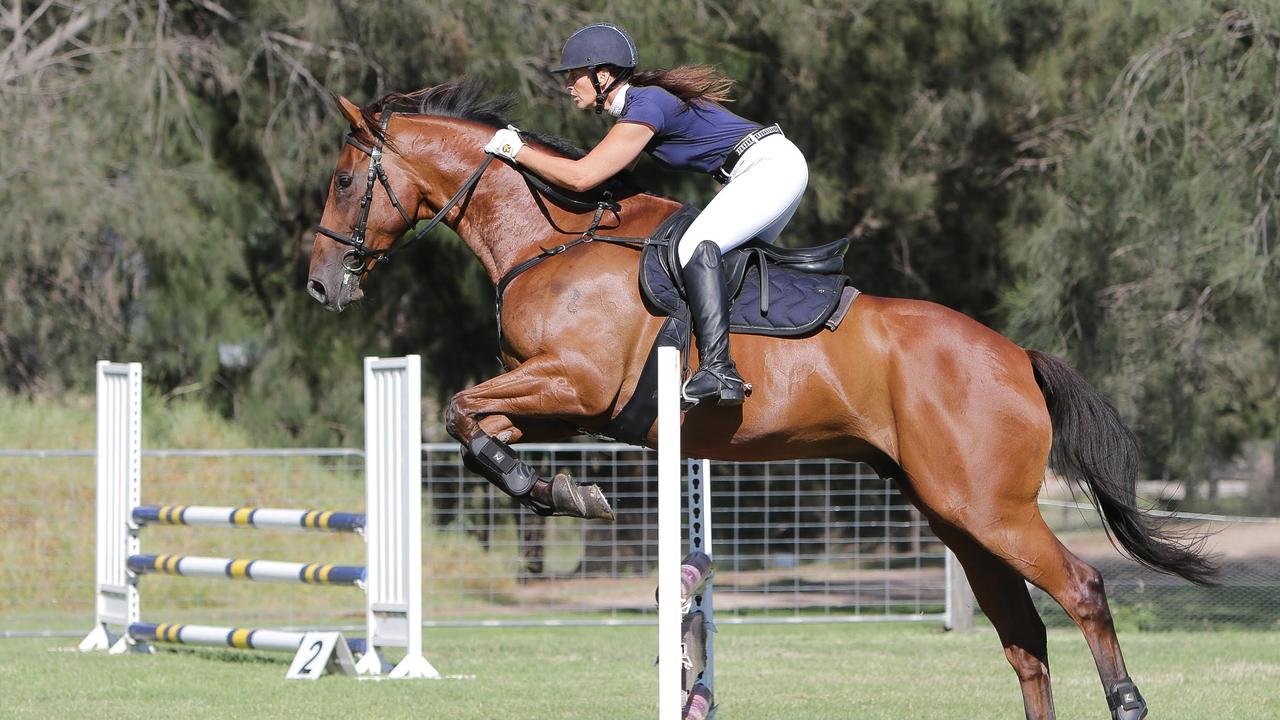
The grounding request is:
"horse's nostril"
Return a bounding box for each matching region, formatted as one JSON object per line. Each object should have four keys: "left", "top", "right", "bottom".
{"left": 307, "top": 278, "right": 328, "bottom": 304}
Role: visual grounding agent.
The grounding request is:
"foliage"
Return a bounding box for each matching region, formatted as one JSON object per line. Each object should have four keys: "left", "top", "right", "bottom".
{"left": 0, "top": 1, "right": 1275, "bottom": 482}
{"left": 999, "top": 2, "right": 1280, "bottom": 482}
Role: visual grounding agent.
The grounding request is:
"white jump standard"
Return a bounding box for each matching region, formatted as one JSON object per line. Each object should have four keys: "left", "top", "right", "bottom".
{"left": 657, "top": 345, "right": 717, "bottom": 720}
{"left": 80, "top": 356, "right": 436, "bottom": 679}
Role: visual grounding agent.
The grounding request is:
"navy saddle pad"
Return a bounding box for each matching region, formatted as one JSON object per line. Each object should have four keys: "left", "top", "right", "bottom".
{"left": 638, "top": 204, "right": 855, "bottom": 337}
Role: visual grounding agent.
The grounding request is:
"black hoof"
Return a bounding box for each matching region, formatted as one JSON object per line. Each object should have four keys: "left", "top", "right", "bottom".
{"left": 547, "top": 472, "right": 615, "bottom": 522}
{"left": 683, "top": 683, "right": 714, "bottom": 720}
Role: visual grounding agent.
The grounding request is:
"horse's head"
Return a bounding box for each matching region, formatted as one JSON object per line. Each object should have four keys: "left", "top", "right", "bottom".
{"left": 308, "top": 96, "right": 427, "bottom": 312}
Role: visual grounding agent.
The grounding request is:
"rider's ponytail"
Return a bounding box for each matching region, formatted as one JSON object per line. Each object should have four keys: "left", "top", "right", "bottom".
{"left": 629, "top": 65, "right": 734, "bottom": 105}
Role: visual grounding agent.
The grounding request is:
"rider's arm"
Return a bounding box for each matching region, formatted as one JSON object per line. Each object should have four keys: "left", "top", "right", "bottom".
{"left": 516, "top": 122, "right": 654, "bottom": 192}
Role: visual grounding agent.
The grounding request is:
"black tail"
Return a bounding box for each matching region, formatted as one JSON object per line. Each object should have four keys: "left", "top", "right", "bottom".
{"left": 1027, "top": 349, "right": 1218, "bottom": 586}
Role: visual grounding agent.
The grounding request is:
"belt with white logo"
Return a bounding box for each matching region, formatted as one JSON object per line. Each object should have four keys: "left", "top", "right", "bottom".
{"left": 713, "top": 124, "right": 783, "bottom": 185}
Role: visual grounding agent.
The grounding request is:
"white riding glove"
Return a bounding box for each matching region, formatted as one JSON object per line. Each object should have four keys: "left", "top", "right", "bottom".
{"left": 484, "top": 125, "right": 524, "bottom": 162}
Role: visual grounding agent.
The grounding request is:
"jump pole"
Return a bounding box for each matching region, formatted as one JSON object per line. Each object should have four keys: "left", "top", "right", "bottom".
{"left": 80, "top": 356, "right": 435, "bottom": 679}
{"left": 657, "top": 346, "right": 717, "bottom": 720}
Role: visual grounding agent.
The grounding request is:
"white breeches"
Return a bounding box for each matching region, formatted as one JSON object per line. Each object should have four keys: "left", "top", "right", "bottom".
{"left": 677, "top": 134, "right": 809, "bottom": 267}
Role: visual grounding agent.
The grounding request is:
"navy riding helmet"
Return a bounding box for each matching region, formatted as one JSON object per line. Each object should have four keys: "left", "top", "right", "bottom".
{"left": 550, "top": 24, "right": 638, "bottom": 114}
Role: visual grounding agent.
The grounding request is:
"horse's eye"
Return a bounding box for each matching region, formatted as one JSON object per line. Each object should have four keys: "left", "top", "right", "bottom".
{"left": 337, "top": 174, "right": 353, "bottom": 189}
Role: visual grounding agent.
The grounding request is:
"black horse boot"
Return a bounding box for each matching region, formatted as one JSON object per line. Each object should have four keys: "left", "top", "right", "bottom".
{"left": 1106, "top": 678, "right": 1148, "bottom": 720}
{"left": 464, "top": 435, "right": 614, "bottom": 521}
{"left": 680, "top": 241, "right": 747, "bottom": 406}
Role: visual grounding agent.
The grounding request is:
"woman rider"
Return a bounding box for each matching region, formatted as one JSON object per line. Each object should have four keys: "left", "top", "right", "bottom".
{"left": 484, "top": 23, "right": 809, "bottom": 406}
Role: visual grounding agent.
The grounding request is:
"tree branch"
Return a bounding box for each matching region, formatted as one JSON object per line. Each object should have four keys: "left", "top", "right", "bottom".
{"left": 0, "top": 0, "right": 125, "bottom": 85}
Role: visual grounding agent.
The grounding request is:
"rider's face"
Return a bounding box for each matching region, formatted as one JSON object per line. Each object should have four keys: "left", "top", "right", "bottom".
{"left": 565, "top": 67, "right": 612, "bottom": 111}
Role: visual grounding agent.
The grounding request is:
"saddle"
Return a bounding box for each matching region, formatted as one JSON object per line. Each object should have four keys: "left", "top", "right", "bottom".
{"left": 599, "top": 204, "right": 860, "bottom": 445}
{"left": 639, "top": 205, "right": 856, "bottom": 336}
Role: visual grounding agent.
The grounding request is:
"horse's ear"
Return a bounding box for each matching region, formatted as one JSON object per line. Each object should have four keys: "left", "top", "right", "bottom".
{"left": 335, "top": 95, "right": 365, "bottom": 131}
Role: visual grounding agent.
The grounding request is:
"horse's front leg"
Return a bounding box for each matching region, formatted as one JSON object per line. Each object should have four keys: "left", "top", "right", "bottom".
{"left": 445, "top": 357, "right": 616, "bottom": 521}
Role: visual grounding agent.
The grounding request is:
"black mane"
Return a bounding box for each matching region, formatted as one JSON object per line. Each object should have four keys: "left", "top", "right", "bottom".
{"left": 358, "top": 78, "right": 588, "bottom": 160}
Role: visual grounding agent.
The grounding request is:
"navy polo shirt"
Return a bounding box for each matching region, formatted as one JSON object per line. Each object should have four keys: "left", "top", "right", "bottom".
{"left": 617, "top": 85, "right": 761, "bottom": 174}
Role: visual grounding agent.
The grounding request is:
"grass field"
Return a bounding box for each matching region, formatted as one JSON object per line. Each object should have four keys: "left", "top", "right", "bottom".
{"left": 2, "top": 623, "right": 1276, "bottom": 719}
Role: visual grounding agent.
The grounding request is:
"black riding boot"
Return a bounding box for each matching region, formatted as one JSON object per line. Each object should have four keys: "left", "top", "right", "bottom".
{"left": 681, "top": 241, "right": 747, "bottom": 406}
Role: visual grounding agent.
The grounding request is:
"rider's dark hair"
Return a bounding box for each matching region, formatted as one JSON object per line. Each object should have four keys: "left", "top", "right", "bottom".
{"left": 628, "top": 65, "right": 734, "bottom": 105}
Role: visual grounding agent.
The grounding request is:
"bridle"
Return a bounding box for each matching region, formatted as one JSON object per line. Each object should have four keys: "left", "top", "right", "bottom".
{"left": 316, "top": 111, "right": 495, "bottom": 275}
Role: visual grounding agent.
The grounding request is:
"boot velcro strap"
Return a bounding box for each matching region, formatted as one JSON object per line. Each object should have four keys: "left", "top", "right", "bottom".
{"left": 1107, "top": 678, "right": 1144, "bottom": 711}
{"left": 469, "top": 434, "right": 536, "bottom": 495}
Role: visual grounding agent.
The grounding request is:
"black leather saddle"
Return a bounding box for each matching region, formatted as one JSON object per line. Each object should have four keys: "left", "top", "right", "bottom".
{"left": 639, "top": 204, "right": 856, "bottom": 337}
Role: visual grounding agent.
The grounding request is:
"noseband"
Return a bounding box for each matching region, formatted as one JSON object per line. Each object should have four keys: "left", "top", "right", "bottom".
{"left": 316, "top": 112, "right": 495, "bottom": 274}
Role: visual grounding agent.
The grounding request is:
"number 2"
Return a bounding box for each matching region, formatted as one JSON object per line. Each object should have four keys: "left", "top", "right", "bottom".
{"left": 299, "top": 639, "right": 324, "bottom": 673}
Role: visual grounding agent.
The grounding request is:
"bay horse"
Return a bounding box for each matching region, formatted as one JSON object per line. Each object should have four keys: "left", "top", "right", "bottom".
{"left": 307, "top": 81, "right": 1213, "bottom": 720}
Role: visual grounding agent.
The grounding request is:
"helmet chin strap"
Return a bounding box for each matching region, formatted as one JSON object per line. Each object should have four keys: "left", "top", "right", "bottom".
{"left": 589, "top": 66, "right": 632, "bottom": 115}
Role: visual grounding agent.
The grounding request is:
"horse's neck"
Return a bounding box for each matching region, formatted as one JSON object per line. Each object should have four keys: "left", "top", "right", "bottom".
{"left": 412, "top": 119, "right": 680, "bottom": 285}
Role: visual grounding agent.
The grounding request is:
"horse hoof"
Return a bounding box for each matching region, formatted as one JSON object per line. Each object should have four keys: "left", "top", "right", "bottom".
{"left": 550, "top": 472, "right": 615, "bottom": 522}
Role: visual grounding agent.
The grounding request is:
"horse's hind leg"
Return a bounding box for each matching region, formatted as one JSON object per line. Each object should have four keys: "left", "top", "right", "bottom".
{"left": 931, "top": 522, "right": 1056, "bottom": 720}
{"left": 948, "top": 501, "right": 1148, "bottom": 720}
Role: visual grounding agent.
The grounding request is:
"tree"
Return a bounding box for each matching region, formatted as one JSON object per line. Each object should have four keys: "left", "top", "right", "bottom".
{"left": 1000, "top": 3, "right": 1279, "bottom": 493}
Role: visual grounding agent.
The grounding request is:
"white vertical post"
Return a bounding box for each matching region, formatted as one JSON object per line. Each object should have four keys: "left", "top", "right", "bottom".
{"left": 944, "top": 548, "right": 974, "bottom": 632}
{"left": 657, "top": 346, "right": 683, "bottom": 720}
{"left": 81, "top": 361, "right": 143, "bottom": 653}
{"left": 359, "top": 355, "right": 438, "bottom": 678}
{"left": 687, "top": 457, "right": 714, "bottom": 693}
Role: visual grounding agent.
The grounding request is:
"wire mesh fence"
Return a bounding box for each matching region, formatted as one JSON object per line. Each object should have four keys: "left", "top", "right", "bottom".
{"left": 1035, "top": 499, "right": 1280, "bottom": 631}
{"left": 2, "top": 445, "right": 1276, "bottom": 636}
{"left": 0, "top": 445, "right": 947, "bottom": 634}
{"left": 419, "top": 444, "right": 948, "bottom": 625}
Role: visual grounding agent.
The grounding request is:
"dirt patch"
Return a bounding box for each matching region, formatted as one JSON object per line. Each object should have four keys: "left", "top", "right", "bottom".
{"left": 1058, "top": 521, "right": 1280, "bottom": 562}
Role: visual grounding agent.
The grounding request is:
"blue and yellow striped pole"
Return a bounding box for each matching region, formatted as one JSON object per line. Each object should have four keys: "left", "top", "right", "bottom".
{"left": 128, "top": 622, "right": 367, "bottom": 655}
{"left": 132, "top": 505, "right": 364, "bottom": 533}
{"left": 127, "top": 554, "right": 365, "bottom": 586}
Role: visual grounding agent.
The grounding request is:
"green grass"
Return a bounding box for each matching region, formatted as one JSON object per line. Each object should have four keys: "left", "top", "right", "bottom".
{"left": 2, "top": 623, "right": 1276, "bottom": 719}
{"left": 0, "top": 390, "right": 260, "bottom": 451}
